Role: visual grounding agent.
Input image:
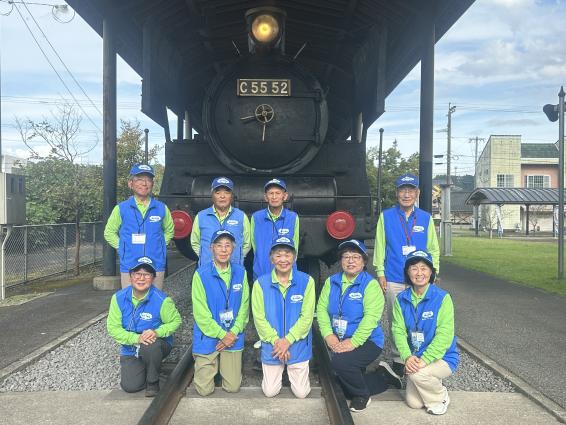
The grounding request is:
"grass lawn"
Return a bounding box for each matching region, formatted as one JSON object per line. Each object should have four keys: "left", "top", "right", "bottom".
{"left": 442, "top": 236, "right": 566, "bottom": 296}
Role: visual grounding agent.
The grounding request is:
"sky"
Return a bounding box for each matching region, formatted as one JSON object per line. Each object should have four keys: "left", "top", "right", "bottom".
{"left": 0, "top": 0, "right": 565, "bottom": 177}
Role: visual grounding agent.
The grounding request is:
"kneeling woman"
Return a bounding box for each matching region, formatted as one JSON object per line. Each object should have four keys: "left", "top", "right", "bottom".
{"left": 317, "top": 239, "right": 400, "bottom": 412}
{"left": 392, "top": 250, "right": 459, "bottom": 415}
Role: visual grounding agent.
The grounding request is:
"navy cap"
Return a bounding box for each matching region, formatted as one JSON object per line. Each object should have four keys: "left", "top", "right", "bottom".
{"left": 211, "top": 176, "right": 234, "bottom": 191}
{"left": 264, "top": 178, "right": 287, "bottom": 192}
{"left": 211, "top": 229, "right": 236, "bottom": 244}
{"left": 129, "top": 256, "right": 157, "bottom": 275}
{"left": 338, "top": 239, "right": 368, "bottom": 259}
{"left": 130, "top": 163, "right": 155, "bottom": 177}
{"left": 396, "top": 173, "right": 419, "bottom": 189}
{"left": 270, "top": 236, "right": 296, "bottom": 252}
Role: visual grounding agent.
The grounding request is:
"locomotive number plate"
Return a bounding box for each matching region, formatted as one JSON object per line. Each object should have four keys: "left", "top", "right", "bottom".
{"left": 237, "top": 79, "right": 291, "bottom": 96}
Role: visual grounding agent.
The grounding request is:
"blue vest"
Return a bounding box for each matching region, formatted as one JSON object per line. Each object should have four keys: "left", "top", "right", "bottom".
{"left": 197, "top": 207, "right": 246, "bottom": 267}
{"left": 396, "top": 284, "right": 459, "bottom": 371}
{"left": 192, "top": 263, "right": 247, "bottom": 355}
{"left": 116, "top": 285, "right": 173, "bottom": 357}
{"left": 382, "top": 205, "right": 433, "bottom": 283}
{"left": 118, "top": 197, "right": 167, "bottom": 272}
{"left": 327, "top": 271, "right": 384, "bottom": 348}
{"left": 252, "top": 208, "right": 298, "bottom": 280}
{"left": 258, "top": 270, "right": 312, "bottom": 365}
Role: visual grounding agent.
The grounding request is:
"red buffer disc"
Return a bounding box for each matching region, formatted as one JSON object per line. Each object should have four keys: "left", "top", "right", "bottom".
{"left": 171, "top": 210, "right": 193, "bottom": 240}
{"left": 326, "top": 210, "right": 355, "bottom": 240}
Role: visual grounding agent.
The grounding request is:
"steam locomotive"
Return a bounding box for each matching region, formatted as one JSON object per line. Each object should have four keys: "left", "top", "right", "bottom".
{"left": 160, "top": 7, "right": 376, "bottom": 277}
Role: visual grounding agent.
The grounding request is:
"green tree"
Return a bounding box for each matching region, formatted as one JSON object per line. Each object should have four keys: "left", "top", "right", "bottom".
{"left": 116, "top": 120, "right": 162, "bottom": 201}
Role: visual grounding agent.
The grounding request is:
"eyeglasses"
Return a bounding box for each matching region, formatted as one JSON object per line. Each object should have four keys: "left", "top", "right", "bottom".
{"left": 341, "top": 254, "right": 363, "bottom": 262}
{"left": 132, "top": 176, "right": 153, "bottom": 183}
{"left": 132, "top": 272, "right": 153, "bottom": 279}
{"left": 398, "top": 187, "right": 417, "bottom": 194}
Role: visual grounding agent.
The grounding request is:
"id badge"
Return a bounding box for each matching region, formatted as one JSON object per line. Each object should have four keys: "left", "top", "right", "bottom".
{"left": 332, "top": 314, "right": 348, "bottom": 339}
{"left": 134, "top": 344, "right": 141, "bottom": 358}
{"left": 132, "top": 233, "right": 146, "bottom": 244}
{"left": 402, "top": 245, "right": 416, "bottom": 256}
{"left": 411, "top": 331, "right": 425, "bottom": 352}
{"left": 219, "top": 309, "right": 234, "bottom": 328}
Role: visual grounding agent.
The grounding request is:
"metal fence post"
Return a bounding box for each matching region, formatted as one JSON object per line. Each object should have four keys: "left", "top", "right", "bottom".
{"left": 23, "top": 226, "right": 28, "bottom": 282}
{"left": 63, "top": 225, "right": 68, "bottom": 273}
{"left": 92, "top": 223, "right": 96, "bottom": 265}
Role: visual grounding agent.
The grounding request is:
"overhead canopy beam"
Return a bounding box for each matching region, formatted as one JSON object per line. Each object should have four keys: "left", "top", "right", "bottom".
{"left": 466, "top": 188, "right": 566, "bottom": 205}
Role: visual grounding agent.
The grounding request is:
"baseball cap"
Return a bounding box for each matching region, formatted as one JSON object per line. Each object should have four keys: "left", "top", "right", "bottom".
{"left": 129, "top": 256, "right": 157, "bottom": 275}
{"left": 264, "top": 178, "right": 287, "bottom": 192}
{"left": 337, "top": 239, "right": 368, "bottom": 259}
{"left": 396, "top": 173, "right": 419, "bottom": 189}
{"left": 130, "top": 163, "right": 155, "bottom": 177}
{"left": 211, "top": 176, "right": 234, "bottom": 191}
{"left": 211, "top": 229, "right": 236, "bottom": 244}
{"left": 270, "top": 236, "right": 296, "bottom": 252}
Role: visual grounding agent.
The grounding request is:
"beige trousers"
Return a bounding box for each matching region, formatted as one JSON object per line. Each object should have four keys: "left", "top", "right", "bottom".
{"left": 261, "top": 360, "right": 311, "bottom": 399}
{"left": 405, "top": 359, "right": 452, "bottom": 409}
{"left": 385, "top": 281, "right": 408, "bottom": 363}
{"left": 193, "top": 350, "right": 243, "bottom": 396}
{"left": 121, "top": 272, "right": 165, "bottom": 290}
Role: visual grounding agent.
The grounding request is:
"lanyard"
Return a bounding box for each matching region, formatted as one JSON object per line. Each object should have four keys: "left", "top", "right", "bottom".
{"left": 399, "top": 213, "right": 416, "bottom": 245}
{"left": 337, "top": 277, "right": 357, "bottom": 317}
{"left": 410, "top": 297, "right": 428, "bottom": 332}
{"left": 216, "top": 208, "right": 232, "bottom": 229}
{"left": 133, "top": 204, "right": 151, "bottom": 233}
{"left": 216, "top": 269, "right": 232, "bottom": 310}
{"left": 269, "top": 209, "right": 286, "bottom": 239}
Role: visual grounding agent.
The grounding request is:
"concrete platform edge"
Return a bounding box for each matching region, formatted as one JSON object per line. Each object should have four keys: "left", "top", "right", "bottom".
{"left": 0, "top": 311, "right": 108, "bottom": 383}
{"left": 457, "top": 336, "right": 566, "bottom": 423}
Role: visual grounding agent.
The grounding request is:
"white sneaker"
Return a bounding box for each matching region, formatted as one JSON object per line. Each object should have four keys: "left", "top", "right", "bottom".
{"left": 426, "top": 387, "right": 450, "bottom": 415}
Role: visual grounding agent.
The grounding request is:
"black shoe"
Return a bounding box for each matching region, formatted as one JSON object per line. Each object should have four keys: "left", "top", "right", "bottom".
{"left": 392, "top": 361, "right": 405, "bottom": 377}
{"left": 145, "top": 382, "right": 159, "bottom": 397}
{"left": 214, "top": 373, "right": 222, "bottom": 387}
{"left": 252, "top": 359, "right": 263, "bottom": 372}
{"left": 349, "top": 396, "right": 371, "bottom": 412}
{"left": 378, "top": 361, "right": 403, "bottom": 389}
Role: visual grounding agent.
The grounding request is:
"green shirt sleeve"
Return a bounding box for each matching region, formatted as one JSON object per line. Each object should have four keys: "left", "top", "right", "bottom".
{"left": 391, "top": 297, "right": 413, "bottom": 361}
{"left": 230, "top": 271, "right": 250, "bottom": 336}
{"left": 316, "top": 278, "right": 333, "bottom": 338}
{"left": 155, "top": 297, "right": 182, "bottom": 338}
{"left": 242, "top": 214, "right": 251, "bottom": 256}
{"left": 427, "top": 216, "right": 440, "bottom": 274}
{"left": 350, "top": 279, "right": 384, "bottom": 347}
{"left": 293, "top": 216, "right": 300, "bottom": 252}
{"left": 373, "top": 213, "right": 386, "bottom": 277}
{"left": 421, "top": 294, "right": 455, "bottom": 365}
{"left": 250, "top": 215, "right": 256, "bottom": 252}
{"left": 107, "top": 294, "right": 140, "bottom": 346}
{"left": 191, "top": 271, "right": 227, "bottom": 340}
{"left": 252, "top": 280, "right": 280, "bottom": 344}
{"left": 190, "top": 214, "right": 201, "bottom": 258}
{"left": 286, "top": 277, "right": 315, "bottom": 344}
{"left": 104, "top": 205, "right": 122, "bottom": 250}
{"left": 162, "top": 206, "right": 175, "bottom": 244}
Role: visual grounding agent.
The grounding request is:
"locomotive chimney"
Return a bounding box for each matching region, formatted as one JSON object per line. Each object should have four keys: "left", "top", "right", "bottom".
{"left": 245, "top": 7, "right": 286, "bottom": 55}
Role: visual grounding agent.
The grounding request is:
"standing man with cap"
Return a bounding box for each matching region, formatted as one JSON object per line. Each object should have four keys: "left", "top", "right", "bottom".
{"left": 104, "top": 163, "right": 174, "bottom": 289}
{"left": 191, "top": 177, "right": 251, "bottom": 267}
{"left": 192, "top": 229, "right": 249, "bottom": 396}
{"left": 251, "top": 178, "right": 300, "bottom": 280}
{"left": 107, "top": 257, "right": 181, "bottom": 397}
{"left": 252, "top": 237, "right": 315, "bottom": 399}
{"left": 373, "top": 173, "right": 440, "bottom": 377}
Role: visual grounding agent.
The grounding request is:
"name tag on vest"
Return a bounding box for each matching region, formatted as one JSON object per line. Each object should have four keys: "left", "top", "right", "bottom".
{"left": 132, "top": 234, "right": 146, "bottom": 244}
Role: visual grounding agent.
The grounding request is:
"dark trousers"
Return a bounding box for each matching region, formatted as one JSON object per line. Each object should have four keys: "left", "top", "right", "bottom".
{"left": 120, "top": 338, "right": 172, "bottom": 393}
{"left": 330, "top": 340, "right": 388, "bottom": 399}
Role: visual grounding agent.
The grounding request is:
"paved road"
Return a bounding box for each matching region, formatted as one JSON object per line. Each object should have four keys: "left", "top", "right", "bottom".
{"left": 440, "top": 261, "right": 566, "bottom": 409}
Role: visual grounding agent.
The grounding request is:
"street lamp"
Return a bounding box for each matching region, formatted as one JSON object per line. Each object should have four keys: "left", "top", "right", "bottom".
{"left": 543, "top": 86, "right": 565, "bottom": 279}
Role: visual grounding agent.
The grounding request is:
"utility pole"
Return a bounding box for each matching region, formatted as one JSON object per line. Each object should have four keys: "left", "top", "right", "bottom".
{"left": 470, "top": 136, "right": 485, "bottom": 235}
{"left": 377, "top": 128, "right": 384, "bottom": 217}
{"left": 441, "top": 104, "right": 456, "bottom": 256}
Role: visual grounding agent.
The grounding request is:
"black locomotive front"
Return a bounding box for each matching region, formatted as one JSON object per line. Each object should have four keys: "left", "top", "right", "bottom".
{"left": 161, "top": 7, "right": 376, "bottom": 274}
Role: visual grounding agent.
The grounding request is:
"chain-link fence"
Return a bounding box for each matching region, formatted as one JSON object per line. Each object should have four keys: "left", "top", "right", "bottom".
{"left": 1, "top": 222, "right": 103, "bottom": 288}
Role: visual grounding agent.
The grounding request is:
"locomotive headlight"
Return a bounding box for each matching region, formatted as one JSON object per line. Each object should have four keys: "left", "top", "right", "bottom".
{"left": 251, "top": 14, "right": 279, "bottom": 44}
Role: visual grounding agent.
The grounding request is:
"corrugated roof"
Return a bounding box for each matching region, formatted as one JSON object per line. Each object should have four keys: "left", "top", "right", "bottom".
{"left": 521, "top": 143, "right": 558, "bottom": 158}
{"left": 452, "top": 191, "right": 473, "bottom": 212}
{"left": 466, "top": 188, "right": 564, "bottom": 205}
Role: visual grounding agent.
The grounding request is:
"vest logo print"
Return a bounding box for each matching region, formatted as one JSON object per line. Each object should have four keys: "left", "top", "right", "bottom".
{"left": 290, "top": 294, "right": 303, "bottom": 303}
{"left": 422, "top": 311, "right": 434, "bottom": 319}
{"left": 137, "top": 256, "right": 152, "bottom": 264}
{"left": 226, "top": 219, "right": 238, "bottom": 226}
{"left": 413, "top": 225, "right": 425, "bottom": 233}
{"left": 139, "top": 164, "right": 152, "bottom": 171}
{"left": 232, "top": 283, "right": 243, "bottom": 292}
{"left": 218, "top": 178, "right": 230, "bottom": 184}
{"left": 149, "top": 215, "right": 161, "bottom": 222}
{"left": 349, "top": 292, "right": 363, "bottom": 300}
{"left": 278, "top": 228, "right": 289, "bottom": 235}
{"left": 140, "top": 312, "right": 153, "bottom": 321}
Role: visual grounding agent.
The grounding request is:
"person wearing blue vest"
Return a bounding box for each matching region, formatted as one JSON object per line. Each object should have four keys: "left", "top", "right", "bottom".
{"left": 251, "top": 178, "right": 300, "bottom": 280}
{"left": 191, "top": 229, "right": 250, "bottom": 396}
{"left": 317, "top": 240, "right": 401, "bottom": 412}
{"left": 104, "top": 163, "right": 174, "bottom": 290}
{"left": 373, "top": 173, "right": 440, "bottom": 377}
{"left": 252, "top": 237, "right": 315, "bottom": 399}
{"left": 190, "top": 177, "right": 251, "bottom": 267}
{"left": 106, "top": 257, "right": 181, "bottom": 397}
{"left": 392, "top": 250, "right": 458, "bottom": 416}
